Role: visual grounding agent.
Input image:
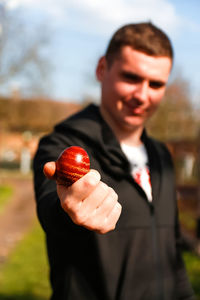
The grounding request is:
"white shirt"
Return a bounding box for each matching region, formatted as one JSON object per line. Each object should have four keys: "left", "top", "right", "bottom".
{"left": 121, "top": 143, "right": 152, "bottom": 201}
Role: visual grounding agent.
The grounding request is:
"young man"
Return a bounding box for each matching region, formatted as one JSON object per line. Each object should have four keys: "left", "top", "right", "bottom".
{"left": 33, "top": 23, "right": 194, "bottom": 300}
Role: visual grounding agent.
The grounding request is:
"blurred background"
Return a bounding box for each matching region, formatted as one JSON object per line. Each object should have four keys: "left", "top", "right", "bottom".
{"left": 0, "top": 0, "right": 200, "bottom": 299}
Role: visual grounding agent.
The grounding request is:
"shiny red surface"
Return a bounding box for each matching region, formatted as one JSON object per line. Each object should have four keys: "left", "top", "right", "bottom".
{"left": 56, "top": 146, "right": 90, "bottom": 186}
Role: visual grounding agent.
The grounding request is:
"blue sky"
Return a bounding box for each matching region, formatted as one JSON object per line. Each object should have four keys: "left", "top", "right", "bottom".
{"left": 5, "top": 0, "right": 200, "bottom": 104}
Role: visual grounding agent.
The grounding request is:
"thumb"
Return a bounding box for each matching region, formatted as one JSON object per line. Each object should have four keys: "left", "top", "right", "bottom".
{"left": 43, "top": 161, "right": 56, "bottom": 180}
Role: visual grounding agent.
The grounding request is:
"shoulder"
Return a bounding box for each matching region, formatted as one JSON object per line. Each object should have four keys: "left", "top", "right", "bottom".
{"left": 55, "top": 103, "right": 100, "bottom": 130}
{"left": 145, "top": 133, "right": 173, "bottom": 164}
{"left": 34, "top": 104, "right": 101, "bottom": 163}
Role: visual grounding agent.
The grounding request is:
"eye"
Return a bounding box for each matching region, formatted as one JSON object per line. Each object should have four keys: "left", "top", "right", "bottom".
{"left": 121, "top": 72, "right": 142, "bottom": 83}
{"left": 149, "top": 81, "right": 165, "bottom": 89}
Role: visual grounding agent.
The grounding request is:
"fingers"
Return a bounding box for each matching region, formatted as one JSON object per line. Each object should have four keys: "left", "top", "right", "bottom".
{"left": 58, "top": 169, "right": 101, "bottom": 219}
{"left": 99, "top": 202, "right": 122, "bottom": 234}
{"left": 67, "top": 182, "right": 111, "bottom": 226}
{"left": 43, "top": 162, "right": 56, "bottom": 179}
{"left": 80, "top": 181, "right": 110, "bottom": 213}
{"left": 85, "top": 189, "right": 122, "bottom": 234}
{"left": 56, "top": 168, "right": 122, "bottom": 234}
{"left": 68, "top": 169, "right": 101, "bottom": 197}
{"left": 59, "top": 169, "right": 101, "bottom": 203}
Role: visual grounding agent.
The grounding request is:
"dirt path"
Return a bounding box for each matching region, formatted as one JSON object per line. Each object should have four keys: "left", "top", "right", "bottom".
{"left": 0, "top": 177, "right": 36, "bottom": 264}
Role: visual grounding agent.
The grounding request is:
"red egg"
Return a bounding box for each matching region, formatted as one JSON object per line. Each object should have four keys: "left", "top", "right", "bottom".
{"left": 56, "top": 146, "right": 90, "bottom": 186}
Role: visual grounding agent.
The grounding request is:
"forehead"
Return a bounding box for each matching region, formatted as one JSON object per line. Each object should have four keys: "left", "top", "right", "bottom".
{"left": 113, "top": 46, "right": 172, "bottom": 80}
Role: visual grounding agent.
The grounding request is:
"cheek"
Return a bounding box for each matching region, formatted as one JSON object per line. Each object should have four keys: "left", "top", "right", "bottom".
{"left": 103, "top": 83, "right": 125, "bottom": 103}
{"left": 150, "top": 89, "right": 165, "bottom": 107}
{"left": 146, "top": 92, "right": 164, "bottom": 116}
{"left": 114, "top": 82, "right": 134, "bottom": 98}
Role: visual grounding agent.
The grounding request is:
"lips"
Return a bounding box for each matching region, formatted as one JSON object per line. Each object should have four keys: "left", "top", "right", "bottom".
{"left": 124, "top": 101, "right": 146, "bottom": 115}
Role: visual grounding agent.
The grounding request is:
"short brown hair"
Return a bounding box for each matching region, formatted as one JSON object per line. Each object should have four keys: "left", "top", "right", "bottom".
{"left": 105, "top": 22, "right": 173, "bottom": 67}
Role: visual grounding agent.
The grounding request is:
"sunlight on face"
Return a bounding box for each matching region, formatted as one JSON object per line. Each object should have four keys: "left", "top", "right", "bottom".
{"left": 98, "top": 47, "right": 172, "bottom": 134}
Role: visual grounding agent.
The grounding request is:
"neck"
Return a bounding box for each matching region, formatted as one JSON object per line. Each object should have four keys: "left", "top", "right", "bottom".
{"left": 119, "top": 131, "right": 143, "bottom": 147}
{"left": 100, "top": 106, "right": 144, "bottom": 147}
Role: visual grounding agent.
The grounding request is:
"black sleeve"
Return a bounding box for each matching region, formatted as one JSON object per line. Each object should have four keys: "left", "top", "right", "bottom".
{"left": 33, "top": 131, "right": 91, "bottom": 238}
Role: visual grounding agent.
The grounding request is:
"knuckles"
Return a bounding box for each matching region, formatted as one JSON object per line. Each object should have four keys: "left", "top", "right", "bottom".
{"left": 108, "top": 188, "right": 118, "bottom": 202}
{"left": 83, "top": 170, "right": 101, "bottom": 189}
{"left": 59, "top": 176, "right": 121, "bottom": 234}
{"left": 62, "top": 200, "right": 88, "bottom": 226}
{"left": 95, "top": 222, "right": 116, "bottom": 235}
{"left": 62, "top": 201, "right": 119, "bottom": 234}
{"left": 71, "top": 207, "right": 88, "bottom": 226}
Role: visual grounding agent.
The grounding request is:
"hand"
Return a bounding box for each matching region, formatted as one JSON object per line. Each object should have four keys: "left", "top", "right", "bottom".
{"left": 44, "top": 162, "right": 122, "bottom": 234}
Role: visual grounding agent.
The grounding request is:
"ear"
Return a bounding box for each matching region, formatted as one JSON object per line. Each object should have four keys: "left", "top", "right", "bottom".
{"left": 96, "top": 56, "right": 107, "bottom": 82}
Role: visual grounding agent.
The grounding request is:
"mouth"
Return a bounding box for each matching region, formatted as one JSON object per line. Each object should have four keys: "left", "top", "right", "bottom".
{"left": 124, "top": 101, "right": 146, "bottom": 115}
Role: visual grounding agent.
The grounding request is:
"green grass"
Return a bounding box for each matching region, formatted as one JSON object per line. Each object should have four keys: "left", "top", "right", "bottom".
{"left": 0, "top": 220, "right": 51, "bottom": 300}
{"left": 0, "top": 185, "right": 13, "bottom": 215}
{"left": 183, "top": 251, "right": 200, "bottom": 299}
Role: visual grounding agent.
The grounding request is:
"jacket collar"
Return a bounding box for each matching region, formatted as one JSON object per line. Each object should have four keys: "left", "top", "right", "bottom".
{"left": 57, "top": 103, "right": 162, "bottom": 200}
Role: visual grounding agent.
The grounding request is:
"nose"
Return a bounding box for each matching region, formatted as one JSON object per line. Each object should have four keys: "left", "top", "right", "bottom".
{"left": 133, "top": 81, "right": 149, "bottom": 103}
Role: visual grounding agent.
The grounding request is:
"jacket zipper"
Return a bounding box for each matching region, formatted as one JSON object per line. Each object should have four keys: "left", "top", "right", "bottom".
{"left": 150, "top": 203, "right": 164, "bottom": 300}
{"left": 127, "top": 174, "right": 165, "bottom": 299}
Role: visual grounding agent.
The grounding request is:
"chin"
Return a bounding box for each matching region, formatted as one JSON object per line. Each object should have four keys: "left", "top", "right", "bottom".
{"left": 123, "top": 116, "right": 144, "bottom": 128}
{"left": 121, "top": 122, "right": 144, "bottom": 133}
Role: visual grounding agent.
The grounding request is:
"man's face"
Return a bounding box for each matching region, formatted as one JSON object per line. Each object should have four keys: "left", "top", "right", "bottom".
{"left": 96, "top": 46, "right": 172, "bottom": 133}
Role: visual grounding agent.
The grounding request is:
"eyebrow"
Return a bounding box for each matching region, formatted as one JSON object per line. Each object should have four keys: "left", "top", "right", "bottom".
{"left": 120, "top": 71, "right": 166, "bottom": 87}
{"left": 120, "top": 71, "right": 142, "bottom": 81}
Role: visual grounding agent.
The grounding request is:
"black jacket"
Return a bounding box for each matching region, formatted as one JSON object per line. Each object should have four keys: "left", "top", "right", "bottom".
{"left": 33, "top": 104, "right": 194, "bottom": 300}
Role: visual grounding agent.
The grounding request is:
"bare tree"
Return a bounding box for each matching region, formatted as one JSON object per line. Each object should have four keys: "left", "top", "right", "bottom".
{"left": 147, "top": 76, "right": 198, "bottom": 141}
{"left": 0, "top": 2, "right": 52, "bottom": 97}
